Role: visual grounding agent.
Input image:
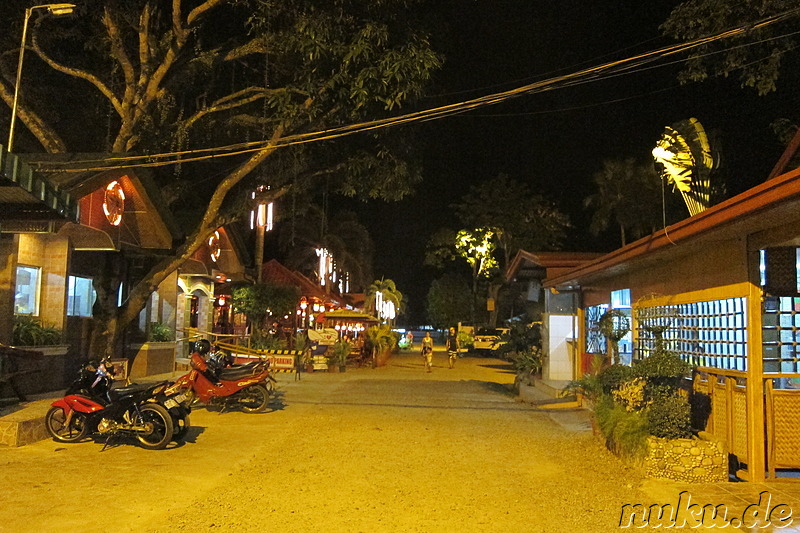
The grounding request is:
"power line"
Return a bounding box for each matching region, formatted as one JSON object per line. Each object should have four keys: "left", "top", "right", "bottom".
{"left": 29, "top": 8, "right": 800, "bottom": 174}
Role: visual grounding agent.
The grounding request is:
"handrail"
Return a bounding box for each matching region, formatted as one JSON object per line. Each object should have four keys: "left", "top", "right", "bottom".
{"left": 694, "top": 366, "right": 748, "bottom": 378}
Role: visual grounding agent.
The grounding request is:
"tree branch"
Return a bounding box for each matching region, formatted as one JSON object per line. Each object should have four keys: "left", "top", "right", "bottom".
{"left": 102, "top": 7, "right": 135, "bottom": 92}
{"left": 137, "top": 2, "right": 153, "bottom": 88}
{"left": 30, "top": 32, "right": 123, "bottom": 117}
{"left": 119, "top": 123, "right": 289, "bottom": 327}
{"left": 0, "top": 79, "right": 66, "bottom": 152}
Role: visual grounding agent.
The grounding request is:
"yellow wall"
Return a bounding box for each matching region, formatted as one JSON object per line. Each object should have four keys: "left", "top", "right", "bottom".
{"left": 17, "top": 234, "right": 69, "bottom": 329}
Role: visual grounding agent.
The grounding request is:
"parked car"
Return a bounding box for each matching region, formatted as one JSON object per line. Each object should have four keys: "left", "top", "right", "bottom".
{"left": 472, "top": 327, "right": 510, "bottom": 352}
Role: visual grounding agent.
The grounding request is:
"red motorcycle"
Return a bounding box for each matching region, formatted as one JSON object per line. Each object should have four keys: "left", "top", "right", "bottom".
{"left": 174, "top": 342, "right": 274, "bottom": 413}
{"left": 45, "top": 359, "right": 183, "bottom": 450}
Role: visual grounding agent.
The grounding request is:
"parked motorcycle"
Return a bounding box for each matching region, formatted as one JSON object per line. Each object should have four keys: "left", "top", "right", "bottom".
{"left": 45, "top": 359, "right": 189, "bottom": 449}
{"left": 174, "top": 343, "right": 274, "bottom": 413}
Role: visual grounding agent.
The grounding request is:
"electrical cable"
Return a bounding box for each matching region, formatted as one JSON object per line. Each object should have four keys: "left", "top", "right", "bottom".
{"left": 28, "top": 7, "right": 800, "bottom": 173}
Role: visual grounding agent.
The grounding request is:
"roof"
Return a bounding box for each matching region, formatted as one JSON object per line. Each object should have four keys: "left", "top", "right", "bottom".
{"left": 261, "top": 259, "right": 347, "bottom": 307}
{"left": 0, "top": 148, "right": 77, "bottom": 228}
{"left": 317, "top": 309, "right": 379, "bottom": 322}
{"left": 545, "top": 165, "right": 800, "bottom": 289}
{"left": 506, "top": 250, "right": 603, "bottom": 282}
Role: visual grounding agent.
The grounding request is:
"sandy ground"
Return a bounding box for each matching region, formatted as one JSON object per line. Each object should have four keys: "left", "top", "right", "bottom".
{"left": 1, "top": 350, "right": 793, "bottom": 533}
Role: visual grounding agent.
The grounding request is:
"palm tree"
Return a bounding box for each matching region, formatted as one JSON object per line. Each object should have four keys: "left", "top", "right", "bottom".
{"left": 365, "top": 278, "right": 404, "bottom": 325}
{"left": 279, "top": 205, "right": 373, "bottom": 292}
{"left": 583, "top": 158, "right": 665, "bottom": 247}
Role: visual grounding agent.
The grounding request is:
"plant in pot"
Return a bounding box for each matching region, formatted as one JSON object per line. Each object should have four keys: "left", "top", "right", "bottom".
{"left": 331, "top": 340, "right": 352, "bottom": 372}
{"left": 13, "top": 316, "right": 63, "bottom": 346}
{"left": 148, "top": 322, "right": 173, "bottom": 342}
{"left": 365, "top": 324, "right": 398, "bottom": 367}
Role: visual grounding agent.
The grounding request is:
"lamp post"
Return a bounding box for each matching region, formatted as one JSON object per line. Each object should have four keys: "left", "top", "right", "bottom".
{"left": 7, "top": 3, "right": 76, "bottom": 152}
{"left": 250, "top": 186, "right": 274, "bottom": 282}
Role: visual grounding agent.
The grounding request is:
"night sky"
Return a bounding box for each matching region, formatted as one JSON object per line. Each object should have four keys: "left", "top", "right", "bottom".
{"left": 350, "top": 1, "right": 800, "bottom": 325}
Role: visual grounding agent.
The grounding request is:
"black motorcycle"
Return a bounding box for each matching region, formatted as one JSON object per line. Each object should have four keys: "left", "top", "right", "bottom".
{"left": 45, "top": 359, "right": 191, "bottom": 449}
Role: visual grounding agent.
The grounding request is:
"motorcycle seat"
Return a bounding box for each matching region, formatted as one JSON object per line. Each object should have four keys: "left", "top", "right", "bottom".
{"left": 218, "top": 364, "right": 262, "bottom": 381}
{"left": 110, "top": 381, "right": 162, "bottom": 399}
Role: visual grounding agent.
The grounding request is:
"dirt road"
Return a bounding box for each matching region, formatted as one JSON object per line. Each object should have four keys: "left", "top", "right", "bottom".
{"left": 0, "top": 351, "right": 690, "bottom": 532}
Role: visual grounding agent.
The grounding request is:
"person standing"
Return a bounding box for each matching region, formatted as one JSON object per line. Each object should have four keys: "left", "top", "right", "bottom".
{"left": 446, "top": 327, "right": 459, "bottom": 369}
{"left": 421, "top": 332, "right": 434, "bottom": 372}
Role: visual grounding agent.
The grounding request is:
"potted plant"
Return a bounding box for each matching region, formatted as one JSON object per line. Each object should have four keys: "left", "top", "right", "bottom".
{"left": 365, "top": 324, "right": 398, "bottom": 367}
{"left": 148, "top": 321, "right": 173, "bottom": 342}
{"left": 331, "top": 340, "right": 352, "bottom": 372}
{"left": 12, "top": 316, "right": 68, "bottom": 356}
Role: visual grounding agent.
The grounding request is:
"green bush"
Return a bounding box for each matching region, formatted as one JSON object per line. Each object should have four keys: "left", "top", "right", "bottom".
{"left": 598, "top": 364, "right": 636, "bottom": 394}
{"left": 509, "top": 347, "right": 542, "bottom": 379}
{"left": 496, "top": 322, "right": 541, "bottom": 359}
{"left": 13, "top": 316, "right": 62, "bottom": 346}
{"left": 148, "top": 322, "right": 173, "bottom": 342}
{"left": 594, "top": 395, "right": 650, "bottom": 459}
{"left": 648, "top": 394, "right": 692, "bottom": 439}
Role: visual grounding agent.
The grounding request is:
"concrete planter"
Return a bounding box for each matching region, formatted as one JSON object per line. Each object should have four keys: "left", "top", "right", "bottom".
{"left": 645, "top": 432, "right": 727, "bottom": 483}
{"left": 128, "top": 342, "right": 177, "bottom": 378}
{"left": 29, "top": 345, "right": 69, "bottom": 357}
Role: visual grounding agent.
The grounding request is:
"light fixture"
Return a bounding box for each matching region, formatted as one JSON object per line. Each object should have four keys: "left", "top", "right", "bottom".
{"left": 8, "top": 3, "right": 76, "bottom": 152}
{"left": 102, "top": 180, "right": 125, "bottom": 226}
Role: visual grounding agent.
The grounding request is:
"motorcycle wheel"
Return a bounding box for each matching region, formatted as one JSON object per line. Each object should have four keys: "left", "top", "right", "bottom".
{"left": 45, "top": 406, "right": 87, "bottom": 443}
{"left": 239, "top": 384, "right": 269, "bottom": 413}
{"left": 135, "top": 404, "right": 174, "bottom": 450}
{"left": 173, "top": 414, "right": 191, "bottom": 440}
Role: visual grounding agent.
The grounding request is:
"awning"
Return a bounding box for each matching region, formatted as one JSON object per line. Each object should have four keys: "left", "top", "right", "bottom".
{"left": 318, "top": 309, "right": 379, "bottom": 323}
{"left": 179, "top": 258, "right": 210, "bottom": 276}
{"left": 56, "top": 222, "right": 116, "bottom": 251}
{"left": 0, "top": 149, "right": 77, "bottom": 226}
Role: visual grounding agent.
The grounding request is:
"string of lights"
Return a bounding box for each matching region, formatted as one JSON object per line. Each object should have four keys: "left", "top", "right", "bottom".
{"left": 28, "top": 8, "right": 800, "bottom": 174}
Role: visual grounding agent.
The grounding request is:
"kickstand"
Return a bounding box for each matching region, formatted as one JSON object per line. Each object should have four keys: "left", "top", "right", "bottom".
{"left": 100, "top": 433, "right": 117, "bottom": 452}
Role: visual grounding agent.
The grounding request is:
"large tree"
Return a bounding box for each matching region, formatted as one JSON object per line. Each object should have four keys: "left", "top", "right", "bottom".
{"left": 425, "top": 272, "right": 473, "bottom": 330}
{"left": 453, "top": 174, "right": 570, "bottom": 267}
{"left": 583, "top": 158, "right": 669, "bottom": 247}
{"left": 661, "top": 0, "right": 800, "bottom": 96}
{"left": 0, "top": 0, "right": 440, "bottom": 357}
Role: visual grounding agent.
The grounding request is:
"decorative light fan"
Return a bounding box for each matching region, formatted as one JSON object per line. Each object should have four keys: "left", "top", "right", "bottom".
{"left": 652, "top": 118, "right": 718, "bottom": 216}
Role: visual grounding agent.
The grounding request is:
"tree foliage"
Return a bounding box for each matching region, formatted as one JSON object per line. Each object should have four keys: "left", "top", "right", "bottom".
{"left": 232, "top": 282, "right": 300, "bottom": 333}
{"left": 425, "top": 273, "right": 473, "bottom": 329}
{"left": 0, "top": 0, "right": 441, "bottom": 356}
{"left": 453, "top": 174, "right": 570, "bottom": 266}
{"left": 279, "top": 205, "right": 374, "bottom": 290}
{"left": 583, "top": 158, "right": 669, "bottom": 247}
{"left": 661, "top": 0, "right": 800, "bottom": 95}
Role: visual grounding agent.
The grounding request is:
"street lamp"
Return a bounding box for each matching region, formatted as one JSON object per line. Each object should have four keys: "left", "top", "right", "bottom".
{"left": 7, "top": 3, "right": 76, "bottom": 152}
{"left": 250, "top": 186, "right": 275, "bottom": 282}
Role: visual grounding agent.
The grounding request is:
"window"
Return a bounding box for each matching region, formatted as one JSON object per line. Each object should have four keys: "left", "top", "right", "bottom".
{"left": 611, "top": 289, "right": 633, "bottom": 365}
{"left": 637, "top": 297, "right": 748, "bottom": 370}
{"left": 585, "top": 304, "right": 609, "bottom": 354}
{"left": 67, "top": 276, "right": 95, "bottom": 317}
{"left": 14, "top": 266, "right": 40, "bottom": 315}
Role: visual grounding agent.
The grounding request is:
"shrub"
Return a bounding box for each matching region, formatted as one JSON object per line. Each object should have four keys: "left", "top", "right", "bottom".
{"left": 496, "top": 322, "right": 541, "bottom": 359}
{"left": 648, "top": 393, "right": 692, "bottom": 439}
{"left": 509, "top": 347, "right": 542, "bottom": 381}
{"left": 13, "top": 316, "right": 62, "bottom": 346}
{"left": 594, "top": 395, "right": 650, "bottom": 459}
{"left": 612, "top": 377, "right": 650, "bottom": 412}
{"left": 598, "top": 364, "right": 635, "bottom": 394}
{"left": 148, "top": 322, "right": 173, "bottom": 342}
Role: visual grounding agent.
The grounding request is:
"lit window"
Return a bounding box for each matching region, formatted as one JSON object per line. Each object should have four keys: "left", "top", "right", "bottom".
{"left": 611, "top": 289, "right": 631, "bottom": 309}
{"left": 14, "top": 266, "right": 40, "bottom": 315}
{"left": 67, "top": 276, "right": 96, "bottom": 317}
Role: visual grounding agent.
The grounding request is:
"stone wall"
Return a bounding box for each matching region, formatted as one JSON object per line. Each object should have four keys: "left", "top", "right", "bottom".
{"left": 645, "top": 432, "right": 727, "bottom": 483}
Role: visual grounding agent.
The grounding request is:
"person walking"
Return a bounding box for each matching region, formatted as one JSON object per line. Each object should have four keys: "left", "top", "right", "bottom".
{"left": 446, "top": 327, "right": 459, "bottom": 369}
{"left": 421, "top": 332, "right": 434, "bottom": 372}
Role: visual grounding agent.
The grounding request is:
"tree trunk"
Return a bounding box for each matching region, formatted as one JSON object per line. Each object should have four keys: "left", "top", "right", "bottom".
{"left": 487, "top": 282, "right": 501, "bottom": 328}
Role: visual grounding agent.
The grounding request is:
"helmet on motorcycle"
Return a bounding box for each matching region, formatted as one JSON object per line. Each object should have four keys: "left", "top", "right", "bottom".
{"left": 195, "top": 339, "right": 211, "bottom": 355}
